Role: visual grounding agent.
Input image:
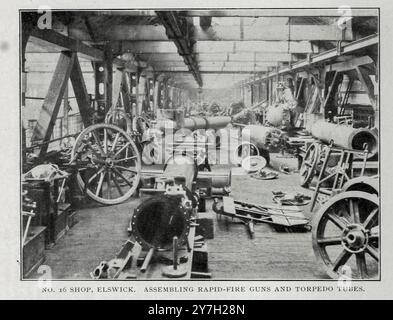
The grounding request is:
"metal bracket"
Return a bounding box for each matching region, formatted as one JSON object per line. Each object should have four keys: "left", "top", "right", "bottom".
{"left": 336, "top": 40, "right": 344, "bottom": 56}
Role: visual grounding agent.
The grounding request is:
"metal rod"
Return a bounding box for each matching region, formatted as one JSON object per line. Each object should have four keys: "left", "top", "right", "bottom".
{"left": 172, "top": 236, "right": 178, "bottom": 270}
{"left": 140, "top": 247, "right": 155, "bottom": 273}
{"left": 310, "top": 147, "right": 332, "bottom": 211}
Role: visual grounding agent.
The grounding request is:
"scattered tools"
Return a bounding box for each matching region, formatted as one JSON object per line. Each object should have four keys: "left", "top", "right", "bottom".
{"left": 272, "top": 191, "right": 311, "bottom": 206}
{"left": 213, "top": 197, "right": 310, "bottom": 238}
{"left": 279, "top": 165, "right": 290, "bottom": 174}
{"left": 251, "top": 169, "right": 278, "bottom": 180}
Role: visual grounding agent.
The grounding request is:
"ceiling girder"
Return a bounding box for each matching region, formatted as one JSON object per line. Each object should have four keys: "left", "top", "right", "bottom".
{"left": 155, "top": 11, "right": 203, "bottom": 87}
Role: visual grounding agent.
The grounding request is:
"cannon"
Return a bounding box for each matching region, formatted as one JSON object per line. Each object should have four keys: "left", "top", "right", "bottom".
{"left": 310, "top": 121, "right": 378, "bottom": 158}
{"left": 92, "top": 154, "right": 212, "bottom": 279}
{"left": 240, "top": 125, "right": 282, "bottom": 151}
{"left": 131, "top": 155, "right": 198, "bottom": 253}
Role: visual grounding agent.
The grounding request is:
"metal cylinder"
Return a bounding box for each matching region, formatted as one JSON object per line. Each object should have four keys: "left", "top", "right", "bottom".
{"left": 164, "top": 154, "right": 198, "bottom": 191}
{"left": 142, "top": 168, "right": 231, "bottom": 189}
{"left": 266, "top": 105, "right": 289, "bottom": 126}
{"left": 310, "top": 121, "right": 378, "bottom": 157}
{"left": 131, "top": 194, "right": 191, "bottom": 250}
{"left": 198, "top": 170, "right": 231, "bottom": 188}
{"left": 180, "top": 116, "right": 231, "bottom": 131}
{"left": 241, "top": 125, "right": 282, "bottom": 149}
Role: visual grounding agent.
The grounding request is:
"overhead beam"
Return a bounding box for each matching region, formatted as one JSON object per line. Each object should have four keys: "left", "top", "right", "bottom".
{"left": 72, "top": 24, "right": 352, "bottom": 41}
{"left": 67, "top": 9, "right": 377, "bottom": 17}
{"left": 195, "top": 41, "right": 317, "bottom": 53}
{"left": 29, "top": 27, "right": 104, "bottom": 61}
{"left": 242, "top": 34, "right": 378, "bottom": 84}
{"left": 155, "top": 69, "right": 266, "bottom": 74}
{"left": 179, "top": 9, "right": 378, "bottom": 17}
{"left": 152, "top": 61, "right": 281, "bottom": 69}
{"left": 138, "top": 52, "right": 294, "bottom": 62}
{"left": 156, "top": 11, "right": 203, "bottom": 87}
{"left": 121, "top": 40, "right": 315, "bottom": 54}
{"left": 325, "top": 55, "right": 374, "bottom": 73}
{"left": 28, "top": 27, "right": 137, "bottom": 71}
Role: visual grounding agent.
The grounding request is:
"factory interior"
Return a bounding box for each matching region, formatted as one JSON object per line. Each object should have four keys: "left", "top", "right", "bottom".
{"left": 21, "top": 9, "right": 379, "bottom": 280}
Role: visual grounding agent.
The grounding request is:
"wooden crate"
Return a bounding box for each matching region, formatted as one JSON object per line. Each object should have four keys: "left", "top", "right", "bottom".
{"left": 23, "top": 226, "right": 46, "bottom": 278}
{"left": 55, "top": 203, "right": 71, "bottom": 242}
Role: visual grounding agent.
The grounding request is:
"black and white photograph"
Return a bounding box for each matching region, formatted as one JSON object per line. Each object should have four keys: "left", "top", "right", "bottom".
{"left": 1, "top": 0, "right": 392, "bottom": 300}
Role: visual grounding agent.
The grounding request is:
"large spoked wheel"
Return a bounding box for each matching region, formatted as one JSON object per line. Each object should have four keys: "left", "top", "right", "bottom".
{"left": 71, "top": 123, "right": 141, "bottom": 205}
{"left": 300, "top": 142, "right": 320, "bottom": 187}
{"left": 105, "top": 109, "right": 132, "bottom": 133}
{"left": 312, "top": 191, "right": 379, "bottom": 279}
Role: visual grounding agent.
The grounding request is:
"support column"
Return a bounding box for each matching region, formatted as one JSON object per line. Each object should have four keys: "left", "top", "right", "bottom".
{"left": 31, "top": 51, "right": 75, "bottom": 157}
{"left": 104, "top": 46, "right": 113, "bottom": 114}
{"left": 153, "top": 76, "right": 160, "bottom": 118}
{"left": 93, "top": 45, "right": 113, "bottom": 120}
{"left": 356, "top": 65, "right": 378, "bottom": 128}
{"left": 137, "top": 71, "right": 147, "bottom": 116}
{"left": 70, "top": 55, "right": 92, "bottom": 127}
{"left": 62, "top": 83, "right": 69, "bottom": 137}
{"left": 130, "top": 72, "right": 138, "bottom": 117}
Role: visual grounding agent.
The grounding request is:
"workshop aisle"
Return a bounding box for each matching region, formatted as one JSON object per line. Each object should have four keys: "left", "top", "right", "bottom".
{"left": 207, "top": 170, "right": 329, "bottom": 279}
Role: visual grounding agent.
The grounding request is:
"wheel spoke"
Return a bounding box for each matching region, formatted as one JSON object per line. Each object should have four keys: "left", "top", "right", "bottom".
{"left": 304, "top": 161, "right": 312, "bottom": 167}
{"left": 332, "top": 249, "right": 352, "bottom": 272}
{"left": 112, "top": 167, "right": 133, "bottom": 187}
{"left": 114, "top": 165, "right": 138, "bottom": 173}
{"left": 86, "top": 166, "right": 105, "bottom": 185}
{"left": 84, "top": 141, "right": 102, "bottom": 159}
{"left": 113, "top": 156, "right": 137, "bottom": 163}
{"left": 95, "top": 172, "right": 105, "bottom": 197}
{"left": 349, "top": 198, "right": 360, "bottom": 223}
{"left": 356, "top": 252, "right": 368, "bottom": 279}
{"left": 110, "top": 171, "right": 124, "bottom": 196}
{"left": 92, "top": 131, "right": 105, "bottom": 156}
{"left": 103, "top": 128, "right": 108, "bottom": 154}
{"left": 369, "top": 230, "right": 379, "bottom": 241}
{"left": 113, "top": 142, "right": 131, "bottom": 159}
{"left": 111, "top": 133, "right": 121, "bottom": 152}
{"left": 317, "top": 235, "right": 342, "bottom": 246}
{"left": 106, "top": 169, "right": 112, "bottom": 199}
{"left": 327, "top": 212, "right": 348, "bottom": 230}
{"left": 363, "top": 208, "right": 378, "bottom": 229}
{"left": 365, "top": 245, "right": 379, "bottom": 261}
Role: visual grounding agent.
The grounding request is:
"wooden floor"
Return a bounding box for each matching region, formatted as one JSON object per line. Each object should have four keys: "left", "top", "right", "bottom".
{"left": 28, "top": 163, "right": 329, "bottom": 280}
{"left": 208, "top": 167, "right": 328, "bottom": 280}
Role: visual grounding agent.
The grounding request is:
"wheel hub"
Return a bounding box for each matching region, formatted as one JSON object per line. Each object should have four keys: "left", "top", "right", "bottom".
{"left": 105, "top": 157, "right": 114, "bottom": 166}
{"left": 342, "top": 224, "right": 368, "bottom": 253}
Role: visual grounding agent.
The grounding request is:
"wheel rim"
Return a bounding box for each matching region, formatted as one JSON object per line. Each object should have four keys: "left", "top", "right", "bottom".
{"left": 300, "top": 142, "right": 320, "bottom": 187}
{"left": 132, "top": 115, "right": 150, "bottom": 135}
{"left": 105, "top": 109, "right": 132, "bottom": 133}
{"left": 312, "top": 191, "right": 379, "bottom": 279}
{"left": 235, "top": 142, "right": 260, "bottom": 165}
{"left": 71, "top": 123, "right": 141, "bottom": 205}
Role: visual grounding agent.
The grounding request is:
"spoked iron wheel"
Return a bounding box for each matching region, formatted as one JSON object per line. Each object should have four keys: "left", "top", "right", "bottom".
{"left": 105, "top": 109, "right": 132, "bottom": 133}
{"left": 300, "top": 142, "right": 321, "bottom": 187}
{"left": 71, "top": 123, "right": 141, "bottom": 205}
{"left": 312, "top": 191, "right": 379, "bottom": 279}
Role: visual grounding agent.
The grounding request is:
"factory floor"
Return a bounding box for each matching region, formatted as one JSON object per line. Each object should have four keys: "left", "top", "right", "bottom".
{"left": 28, "top": 159, "right": 329, "bottom": 280}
